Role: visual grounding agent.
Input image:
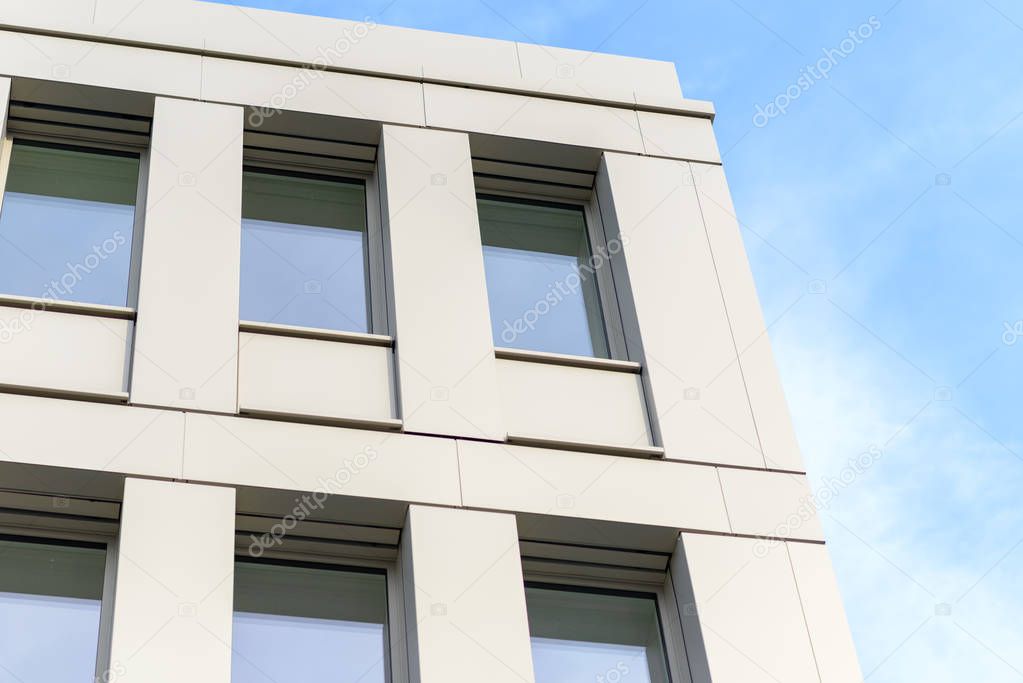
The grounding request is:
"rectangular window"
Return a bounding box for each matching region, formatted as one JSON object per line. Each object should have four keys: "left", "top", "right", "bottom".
{"left": 0, "top": 536, "right": 107, "bottom": 683}
{"left": 0, "top": 141, "right": 140, "bottom": 307}
{"left": 241, "top": 170, "right": 370, "bottom": 333}
{"left": 525, "top": 584, "right": 671, "bottom": 683}
{"left": 478, "top": 197, "right": 611, "bottom": 358}
{"left": 232, "top": 560, "right": 388, "bottom": 683}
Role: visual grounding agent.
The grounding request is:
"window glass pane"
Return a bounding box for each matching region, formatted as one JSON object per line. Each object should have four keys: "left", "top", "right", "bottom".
{"left": 233, "top": 561, "right": 388, "bottom": 683}
{"left": 241, "top": 171, "right": 369, "bottom": 333}
{"left": 479, "top": 198, "right": 610, "bottom": 358}
{"left": 526, "top": 586, "right": 670, "bottom": 683}
{"left": 0, "top": 538, "right": 106, "bottom": 683}
{"left": 0, "top": 142, "right": 139, "bottom": 306}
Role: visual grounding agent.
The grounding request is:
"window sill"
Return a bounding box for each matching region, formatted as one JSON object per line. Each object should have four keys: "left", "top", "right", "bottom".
{"left": 506, "top": 433, "right": 665, "bottom": 459}
{"left": 495, "top": 347, "right": 641, "bottom": 374}
{"left": 239, "top": 407, "right": 403, "bottom": 432}
{"left": 239, "top": 320, "right": 393, "bottom": 347}
{"left": 0, "top": 382, "right": 129, "bottom": 405}
{"left": 0, "top": 293, "right": 135, "bottom": 320}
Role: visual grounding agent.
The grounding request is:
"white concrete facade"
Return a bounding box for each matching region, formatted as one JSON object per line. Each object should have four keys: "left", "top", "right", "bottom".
{"left": 0, "top": 2, "right": 861, "bottom": 682}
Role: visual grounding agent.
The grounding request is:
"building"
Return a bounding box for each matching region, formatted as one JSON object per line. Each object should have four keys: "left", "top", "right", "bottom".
{"left": 0, "top": 2, "right": 862, "bottom": 682}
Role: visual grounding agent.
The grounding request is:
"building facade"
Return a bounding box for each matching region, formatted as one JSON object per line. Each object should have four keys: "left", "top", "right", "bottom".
{"left": 0, "top": 2, "right": 862, "bottom": 682}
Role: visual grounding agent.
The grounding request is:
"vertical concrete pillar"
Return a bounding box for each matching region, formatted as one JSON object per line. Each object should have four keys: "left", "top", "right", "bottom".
{"left": 671, "top": 533, "right": 822, "bottom": 683}
{"left": 130, "top": 97, "right": 243, "bottom": 413}
{"left": 107, "top": 478, "right": 236, "bottom": 683}
{"left": 378, "top": 125, "right": 504, "bottom": 440}
{"left": 691, "top": 162, "right": 805, "bottom": 471}
{"left": 596, "top": 152, "right": 763, "bottom": 467}
{"left": 401, "top": 505, "right": 535, "bottom": 683}
{"left": 787, "top": 542, "right": 864, "bottom": 682}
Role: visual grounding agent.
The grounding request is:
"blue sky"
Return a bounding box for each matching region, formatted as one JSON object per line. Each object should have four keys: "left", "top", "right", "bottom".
{"left": 211, "top": 1, "right": 1023, "bottom": 679}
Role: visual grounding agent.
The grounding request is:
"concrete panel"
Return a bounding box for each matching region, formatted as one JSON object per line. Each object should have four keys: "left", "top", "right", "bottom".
{"left": 108, "top": 478, "right": 235, "bottom": 683}
{"left": 788, "top": 543, "right": 863, "bottom": 683}
{"left": 596, "top": 153, "right": 763, "bottom": 467}
{"left": 677, "top": 533, "right": 819, "bottom": 683}
{"left": 201, "top": 7, "right": 419, "bottom": 81}
{"left": 0, "top": 1, "right": 95, "bottom": 31}
{"left": 0, "top": 392, "right": 183, "bottom": 479}
{"left": 378, "top": 125, "right": 504, "bottom": 440}
{"left": 718, "top": 468, "right": 824, "bottom": 541}
{"left": 0, "top": 29, "right": 201, "bottom": 99}
{"left": 0, "top": 307, "right": 130, "bottom": 397}
{"left": 401, "top": 505, "right": 535, "bottom": 683}
{"left": 516, "top": 43, "right": 684, "bottom": 103}
{"left": 457, "top": 440, "right": 730, "bottom": 533}
{"left": 1, "top": 0, "right": 194, "bottom": 45}
{"left": 638, "top": 111, "right": 721, "bottom": 163}
{"left": 496, "top": 358, "right": 652, "bottom": 449}
{"left": 424, "top": 83, "right": 645, "bottom": 155}
{"left": 92, "top": 0, "right": 207, "bottom": 49}
{"left": 417, "top": 31, "right": 522, "bottom": 88}
{"left": 182, "top": 413, "right": 461, "bottom": 507}
{"left": 131, "top": 98, "right": 243, "bottom": 412}
{"left": 691, "top": 163, "right": 805, "bottom": 471}
{"left": 238, "top": 332, "right": 394, "bottom": 423}
{"left": 202, "top": 56, "right": 425, "bottom": 127}
{"left": 203, "top": 6, "right": 522, "bottom": 88}
{"left": 0, "top": 2, "right": 708, "bottom": 115}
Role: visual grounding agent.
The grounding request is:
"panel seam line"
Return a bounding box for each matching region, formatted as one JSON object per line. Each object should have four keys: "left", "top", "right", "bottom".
{"left": 691, "top": 166, "right": 769, "bottom": 468}
{"left": 785, "top": 542, "right": 825, "bottom": 682}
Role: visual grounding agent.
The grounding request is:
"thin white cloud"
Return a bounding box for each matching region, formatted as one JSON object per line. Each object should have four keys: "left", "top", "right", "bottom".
{"left": 768, "top": 295, "right": 1023, "bottom": 681}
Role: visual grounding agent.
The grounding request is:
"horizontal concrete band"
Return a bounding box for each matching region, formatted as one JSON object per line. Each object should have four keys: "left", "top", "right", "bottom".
{"left": 0, "top": 391, "right": 823, "bottom": 542}
{"left": 0, "top": 0, "right": 713, "bottom": 115}
{"left": 0, "top": 28, "right": 722, "bottom": 164}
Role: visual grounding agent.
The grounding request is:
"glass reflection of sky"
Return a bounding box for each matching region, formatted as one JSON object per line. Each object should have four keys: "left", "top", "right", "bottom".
{"left": 232, "top": 561, "right": 388, "bottom": 683}
{"left": 0, "top": 142, "right": 138, "bottom": 307}
{"left": 0, "top": 194, "right": 134, "bottom": 307}
{"left": 531, "top": 637, "right": 654, "bottom": 683}
{"left": 232, "top": 609, "right": 386, "bottom": 683}
{"left": 0, "top": 538, "right": 105, "bottom": 683}
{"left": 482, "top": 244, "right": 600, "bottom": 357}
{"left": 240, "top": 171, "right": 369, "bottom": 333}
{"left": 240, "top": 219, "right": 368, "bottom": 332}
{"left": 0, "top": 593, "right": 102, "bottom": 683}
{"left": 478, "top": 198, "right": 610, "bottom": 359}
